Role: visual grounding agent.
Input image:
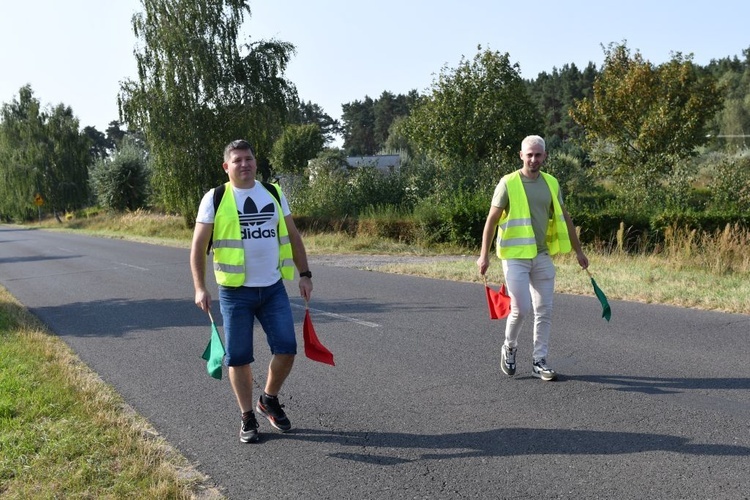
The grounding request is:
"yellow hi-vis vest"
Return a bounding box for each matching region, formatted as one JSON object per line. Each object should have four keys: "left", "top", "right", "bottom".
{"left": 212, "top": 182, "right": 295, "bottom": 286}
{"left": 495, "top": 171, "right": 572, "bottom": 259}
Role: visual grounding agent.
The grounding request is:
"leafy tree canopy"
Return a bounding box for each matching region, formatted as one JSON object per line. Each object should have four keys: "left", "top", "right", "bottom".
{"left": 290, "top": 100, "right": 341, "bottom": 144}
{"left": 269, "top": 123, "right": 325, "bottom": 176}
{"left": 119, "top": 0, "right": 297, "bottom": 223}
{"left": 570, "top": 42, "right": 724, "bottom": 181}
{"left": 342, "top": 91, "right": 418, "bottom": 156}
{"left": 0, "top": 85, "right": 90, "bottom": 220}
{"left": 404, "top": 46, "right": 541, "bottom": 170}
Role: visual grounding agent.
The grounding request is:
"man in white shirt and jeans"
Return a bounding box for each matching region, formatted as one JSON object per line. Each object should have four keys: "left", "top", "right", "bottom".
{"left": 190, "top": 139, "right": 313, "bottom": 442}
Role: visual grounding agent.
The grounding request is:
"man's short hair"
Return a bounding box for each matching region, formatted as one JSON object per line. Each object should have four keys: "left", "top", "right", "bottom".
{"left": 521, "top": 135, "right": 546, "bottom": 151}
{"left": 224, "top": 139, "right": 256, "bottom": 161}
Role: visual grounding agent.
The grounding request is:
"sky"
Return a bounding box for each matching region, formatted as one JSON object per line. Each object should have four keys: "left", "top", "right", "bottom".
{"left": 1, "top": 0, "right": 749, "bottom": 136}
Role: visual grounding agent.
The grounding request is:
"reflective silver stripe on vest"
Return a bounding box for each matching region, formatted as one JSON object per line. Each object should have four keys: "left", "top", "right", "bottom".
{"left": 500, "top": 237, "right": 537, "bottom": 247}
{"left": 280, "top": 258, "right": 294, "bottom": 268}
{"left": 214, "top": 262, "right": 245, "bottom": 273}
{"left": 279, "top": 235, "right": 290, "bottom": 245}
{"left": 212, "top": 239, "right": 244, "bottom": 249}
{"left": 499, "top": 217, "right": 532, "bottom": 231}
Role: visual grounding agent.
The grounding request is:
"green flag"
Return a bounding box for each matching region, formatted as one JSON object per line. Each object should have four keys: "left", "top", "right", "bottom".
{"left": 590, "top": 277, "right": 611, "bottom": 322}
{"left": 201, "top": 315, "right": 225, "bottom": 380}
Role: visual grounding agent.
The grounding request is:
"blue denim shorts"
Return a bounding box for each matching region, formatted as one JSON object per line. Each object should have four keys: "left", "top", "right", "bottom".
{"left": 218, "top": 279, "right": 297, "bottom": 366}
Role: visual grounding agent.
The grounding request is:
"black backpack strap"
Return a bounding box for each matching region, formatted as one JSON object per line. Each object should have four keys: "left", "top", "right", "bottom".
{"left": 260, "top": 181, "right": 282, "bottom": 205}
{"left": 206, "top": 183, "right": 227, "bottom": 255}
{"left": 212, "top": 183, "right": 227, "bottom": 213}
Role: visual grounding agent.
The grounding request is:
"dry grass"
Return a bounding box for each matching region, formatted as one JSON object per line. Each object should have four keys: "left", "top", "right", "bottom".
{"left": 661, "top": 223, "right": 750, "bottom": 275}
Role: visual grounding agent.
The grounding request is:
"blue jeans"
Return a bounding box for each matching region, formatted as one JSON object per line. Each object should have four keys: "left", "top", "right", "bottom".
{"left": 218, "top": 279, "right": 297, "bottom": 366}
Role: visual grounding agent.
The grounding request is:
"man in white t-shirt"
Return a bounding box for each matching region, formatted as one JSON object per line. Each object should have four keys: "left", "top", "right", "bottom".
{"left": 190, "top": 139, "right": 313, "bottom": 443}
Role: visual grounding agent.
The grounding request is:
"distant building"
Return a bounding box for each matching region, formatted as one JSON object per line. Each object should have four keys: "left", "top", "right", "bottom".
{"left": 345, "top": 155, "right": 401, "bottom": 174}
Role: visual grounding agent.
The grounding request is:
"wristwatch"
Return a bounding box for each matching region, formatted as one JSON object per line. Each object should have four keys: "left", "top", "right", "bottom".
{"left": 299, "top": 270, "right": 312, "bottom": 279}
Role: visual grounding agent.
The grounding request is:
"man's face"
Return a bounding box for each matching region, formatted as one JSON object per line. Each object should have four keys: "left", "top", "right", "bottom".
{"left": 520, "top": 143, "right": 547, "bottom": 175}
{"left": 224, "top": 148, "right": 257, "bottom": 187}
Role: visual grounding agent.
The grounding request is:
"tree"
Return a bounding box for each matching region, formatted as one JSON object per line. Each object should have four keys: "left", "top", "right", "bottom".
{"left": 291, "top": 100, "right": 341, "bottom": 144}
{"left": 570, "top": 43, "right": 724, "bottom": 208}
{"left": 404, "top": 46, "right": 540, "bottom": 171}
{"left": 526, "top": 62, "right": 598, "bottom": 148}
{"left": 90, "top": 137, "right": 150, "bottom": 211}
{"left": 707, "top": 47, "right": 750, "bottom": 152}
{"left": 0, "top": 86, "right": 90, "bottom": 220}
{"left": 383, "top": 116, "right": 411, "bottom": 153}
{"left": 105, "top": 121, "right": 128, "bottom": 149}
{"left": 341, "top": 96, "right": 376, "bottom": 156}
{"left": 44, "top": 104, "right": 91, "bottom": 213}
{"left": 119, "top": 0, "right": 297, "bottom": 223}
{"left": 402, "top": 46, "right": 540, "bottom": 195}
{"left": 269, "top": 123, "right": 325, "bottom": 175}
{"left": 341, "top": 91, "right": 418, "bottom": 156}
{"left": 83, "top": 126, "right": 112, "bottom": 160}
{"left": 0, "top": 86, "right": 46, "bottom": 220}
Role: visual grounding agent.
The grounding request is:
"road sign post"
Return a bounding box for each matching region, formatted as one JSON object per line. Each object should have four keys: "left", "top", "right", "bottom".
{"left": 34, "top": 193, "right": 44, "bottom": 222}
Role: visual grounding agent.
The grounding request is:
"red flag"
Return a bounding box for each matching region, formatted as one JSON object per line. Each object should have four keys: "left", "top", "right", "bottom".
{"left": 485, "top": 282, "right": 511, "bottom": 319}
{"left": 303, "top": 309, "right": 335, "bottom": 366}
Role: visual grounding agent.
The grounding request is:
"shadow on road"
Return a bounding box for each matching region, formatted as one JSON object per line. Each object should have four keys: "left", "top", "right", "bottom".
{"left": 281, "top": 427, "right": 750, "bottom": 465}
{"left": 568, "top": 374, "right": 750, "bottom": 393}
{"left": 0, "top": 254, "right": 79, "bottom": 264}
{"left": 29, "top": 297, "right": 201, "bottom": 337}
{"left": 26, "top": 294, "right": 454, "bottom": 338}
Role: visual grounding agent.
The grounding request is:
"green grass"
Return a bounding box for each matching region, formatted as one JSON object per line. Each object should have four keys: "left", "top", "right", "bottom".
{"left": 0, "top": 289, "right": 215, "bottom": 499}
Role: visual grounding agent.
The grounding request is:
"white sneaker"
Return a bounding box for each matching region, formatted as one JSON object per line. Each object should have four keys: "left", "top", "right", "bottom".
{"left": 501, "top": 345, "right": 516, "bottom": 376}
{"left": 532, "top": 358, "right": 557, "bottom": 381}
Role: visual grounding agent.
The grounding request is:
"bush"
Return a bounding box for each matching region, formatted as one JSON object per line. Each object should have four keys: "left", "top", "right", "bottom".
{"left": 413, "top": 190, "right": 488, "bottom": 248}
{"left": 572, "top": 209, "right": 652, "bottom": 250}
{"left": 89, "top": 140, "right": 150, "bottom": 211}
{"left": 357, "top": 206, "right": 418, "bottom": 242}
{"left": 650, "top": 210, "right": 750, "bottom": 234}
{"left": 292, "top": 153, "right": 413, "bottom": 219}
{"left": 706, "top": 152, "right": 750, "bottom": 212}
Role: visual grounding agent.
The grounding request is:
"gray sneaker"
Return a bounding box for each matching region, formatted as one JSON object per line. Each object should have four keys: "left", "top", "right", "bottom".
{"left": 240, "top": 412, "right": 259, "bottom": 443}
{"left": 501, "top": 345, "right": 517, "bottom": 376}
{"left": 532, "top": 358, "right": 557, "bottom": 381}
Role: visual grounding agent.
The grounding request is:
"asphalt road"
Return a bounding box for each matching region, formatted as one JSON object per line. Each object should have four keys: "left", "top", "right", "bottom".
{"left": 1, "top": 225, "right": 749, "bottom": 499}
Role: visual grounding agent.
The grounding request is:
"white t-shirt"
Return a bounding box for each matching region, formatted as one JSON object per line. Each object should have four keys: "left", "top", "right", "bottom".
{"left": 196, "top": 183, "right": 292, "bottom": 287}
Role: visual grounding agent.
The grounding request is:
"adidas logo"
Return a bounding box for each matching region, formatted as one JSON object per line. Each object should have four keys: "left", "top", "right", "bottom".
{"left": 238, "top": 197, "right": 276, "bottom": 240}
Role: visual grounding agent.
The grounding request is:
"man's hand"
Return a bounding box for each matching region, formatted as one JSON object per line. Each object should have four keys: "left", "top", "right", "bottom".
{"left": 576, "top": 251, "right": 589, "bottom": 270}
{"left": 299, "top": 276, "right": 312, "bottom": 302}
{"left": 476, "top": 255, "right": 490, "bottom": 276}
{"left": 194, "top": 288, "right": 212, "bottom": 312}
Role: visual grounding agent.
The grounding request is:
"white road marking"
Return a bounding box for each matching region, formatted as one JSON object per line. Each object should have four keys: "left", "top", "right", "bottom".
{"left": 291, "top": 303, "right": 380, "bottom": 328}
{"left": 116, "top": 262, "right": 150, "bottom": 271}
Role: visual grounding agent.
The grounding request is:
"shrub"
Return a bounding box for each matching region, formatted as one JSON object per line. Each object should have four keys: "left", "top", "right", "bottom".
{"left": 412, "top": 190, "right": 488, "bottom": 248}
{"left": 706, "top": 152, "right": 750, "bottom": 212}
{"left": 89, "top": 140, "right": 150, "bottom": 211}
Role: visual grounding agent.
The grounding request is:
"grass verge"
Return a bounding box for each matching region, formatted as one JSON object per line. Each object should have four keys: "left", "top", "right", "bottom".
{"left": 0, "top": 287, "right": 220, "bottom": 499}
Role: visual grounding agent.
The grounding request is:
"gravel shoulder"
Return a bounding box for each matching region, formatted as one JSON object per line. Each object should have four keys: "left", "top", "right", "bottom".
{"left": 308, "top": 254, "right": 473, "bottom": 269}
